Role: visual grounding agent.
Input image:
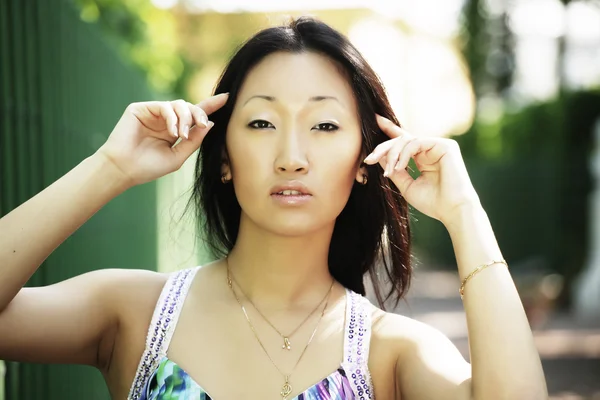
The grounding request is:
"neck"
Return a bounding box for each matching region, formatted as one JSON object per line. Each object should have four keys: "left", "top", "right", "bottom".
{"left": 226, "top": 214, "right": 335, "bottom": 307}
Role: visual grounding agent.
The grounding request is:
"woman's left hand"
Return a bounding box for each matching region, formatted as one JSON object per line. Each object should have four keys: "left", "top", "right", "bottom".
{"left": 364, "top": 115, "right": 481, "bottom": 225}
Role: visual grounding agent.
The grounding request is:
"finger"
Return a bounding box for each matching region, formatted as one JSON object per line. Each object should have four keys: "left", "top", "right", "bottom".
{"left": 384, "top": 139, "right": 412, "bottom": 177}
{"left": 392, "top": 168, "right": 416, "bottom": 195}
{"left": 363, "top": 140, "right": 395, "bottom": 165}
{"left": 173, "top": 121, "right": 215, "bottom": 163}
{"left": 153, "top": 102, "right": 179, "bottom": 138}
{"left": 376, "top": 154, "right": 414, "bottom": 194}
{"left": 395, "top": 139, "right": 435, "bottom": 172}
{"left": 196, "top": 92, "right": 229, "bottom": 116}
{"left": 376, "top": 114, "right": 407, "bottom": 139}
{"left": 171, "top": 99, "right": 193, "bottom": 139}
{"left": 377, "top": 155, "right": 387, "bottom": 171}
{"left": 187, "top": 102, "right": 208, "bottom": 129}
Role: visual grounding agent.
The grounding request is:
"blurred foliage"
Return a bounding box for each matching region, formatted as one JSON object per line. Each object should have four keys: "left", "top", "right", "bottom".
{"left": 70, "top": 3, "right": 372, "bottom": 100}
{"left": 459, "top": 0, "right": 490, "bottom": 97}
{"left": 72, "top": 0, "right": 186, "bottom": 94}
{"left": 459, "top": 0, "right": 516, "bottom": 97}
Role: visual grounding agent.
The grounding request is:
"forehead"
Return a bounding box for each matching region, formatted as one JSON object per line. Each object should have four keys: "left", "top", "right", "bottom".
{"left": 237, "top": 51, "right": 357, "bottom": 110}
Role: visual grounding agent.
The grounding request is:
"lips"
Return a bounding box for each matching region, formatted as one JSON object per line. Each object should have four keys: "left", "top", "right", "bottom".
{"left": 269, "top": 182, "right": 313, "bottom": 206}
{"left": 275, "top": 189, "right": 306, "bottom": 196}
{"left": 270, "top": 182, "right": 312, "bottom": 196}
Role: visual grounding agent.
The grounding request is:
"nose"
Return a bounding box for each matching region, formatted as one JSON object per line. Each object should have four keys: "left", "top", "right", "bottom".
{"left": 274, "top": 129, "right": 309, "bottom": 174}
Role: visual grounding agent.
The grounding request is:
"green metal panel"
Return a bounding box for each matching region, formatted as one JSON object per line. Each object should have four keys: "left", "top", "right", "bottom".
{"left": 1, "top": 0, "right": 159, "bottom": 398}
{"left": 0, "top": 361, "right": 4, "bottom": 400}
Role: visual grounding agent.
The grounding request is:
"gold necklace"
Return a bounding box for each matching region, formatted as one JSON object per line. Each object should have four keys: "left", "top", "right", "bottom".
{"left": 227, "top": 266, "right": 330, "bottom": 351}
{"left": 227, "top": 268, "right": 334, "bottom": 400}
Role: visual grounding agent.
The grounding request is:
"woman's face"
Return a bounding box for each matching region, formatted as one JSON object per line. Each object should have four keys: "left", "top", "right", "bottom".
{"left": 225, "top": 51, "right": 364, "bottom": 236}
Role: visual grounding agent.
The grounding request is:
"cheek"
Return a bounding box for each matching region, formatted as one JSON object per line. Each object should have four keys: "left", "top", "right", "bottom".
{"left": 226, "top": 132, "right": 271, "bottom": 200}
{"left": 326, "top": 133, "right": 362, "bottom": 171}
{"left": 314, "top": 135, "right": 362, "bottom": 196}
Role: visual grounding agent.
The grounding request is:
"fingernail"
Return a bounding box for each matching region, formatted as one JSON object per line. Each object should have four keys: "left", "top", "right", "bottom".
{"left": 172, "top": 125, "right": 178, "bottom": 137}
{"left": 200, "top": 116, "right": 209, "bottom": 127}
{"left": 183, "top": 125, "right": 189, "bottom": 139}
{"left": 364, "top": 154, "right": 375, "bottom": 162}
{"left": 207, "top": 121, "right": 215, "bottom": 129}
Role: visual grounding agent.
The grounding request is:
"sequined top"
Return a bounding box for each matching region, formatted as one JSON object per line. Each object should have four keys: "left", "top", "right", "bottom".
{"left": 127, "top": 266, "right": 375, "bottom": 399}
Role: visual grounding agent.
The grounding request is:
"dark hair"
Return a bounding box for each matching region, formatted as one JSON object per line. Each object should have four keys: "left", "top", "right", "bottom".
{"left": 191, "top": 16, "right": 412, "bottom": 309}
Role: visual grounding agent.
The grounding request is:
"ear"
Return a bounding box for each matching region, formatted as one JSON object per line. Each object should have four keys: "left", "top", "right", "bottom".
{"left": 355, "top": 162, "right": 368, "bottom": 185}
{"left": 221, "top": 147, "right": 232, "bottom": 182}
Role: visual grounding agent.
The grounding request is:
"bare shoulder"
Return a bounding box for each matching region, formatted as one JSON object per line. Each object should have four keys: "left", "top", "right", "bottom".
{"left": 371, "top": 307, "right": 455, "bottom": 350}
{"left": 370, "top": 306, "right": 472, "bottom": 400}
{"left": 99, "top": 268, "right": 169, "bottom": 313}
{"left": 96, "top": 267, "right": 170, "bottom": 339}
{"left": 59, "top": 267, "right": 170, "bottom": 324}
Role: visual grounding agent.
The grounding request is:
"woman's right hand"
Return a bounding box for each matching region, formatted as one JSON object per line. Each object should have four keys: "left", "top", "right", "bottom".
{"left": 96, "top": 93, "right": 228, "bottom": 187}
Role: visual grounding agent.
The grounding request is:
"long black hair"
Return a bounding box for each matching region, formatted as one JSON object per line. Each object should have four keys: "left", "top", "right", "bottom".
{"left": 191, "top": 16, "right": 412, "bottom": 309}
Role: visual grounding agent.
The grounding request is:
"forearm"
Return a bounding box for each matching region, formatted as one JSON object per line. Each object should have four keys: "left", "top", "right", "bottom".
{"left": 444, "top": 205, "right": 547, "bottom": 400}
{"left": 0, "top": 153, "right": 130, "bottom": 310}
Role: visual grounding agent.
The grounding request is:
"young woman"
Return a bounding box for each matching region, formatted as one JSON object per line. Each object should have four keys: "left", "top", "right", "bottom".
{"left": 0, "top": 17, "right": 547, "bottom": 400}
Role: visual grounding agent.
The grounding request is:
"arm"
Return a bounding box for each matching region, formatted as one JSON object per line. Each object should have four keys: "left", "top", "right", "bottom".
{"left": 0, "top": 154, "right": 129, "bottom": 311}
{"left": 444, "top": 205, "right": 547, "bottom": 399}
{"left": 0, "top": 268, "right": 164, "bottom": 368}
{"left": 0, "top": 154, "right": 130, "bottom": 367}
{"left": 366, "top": 115, "right": 547, "bottom": 400}
{"left": 393, "top": 207, "right": 547, "bottom": 400}
{"left": 0, "top": 95, "right": 227, "bottom": 367}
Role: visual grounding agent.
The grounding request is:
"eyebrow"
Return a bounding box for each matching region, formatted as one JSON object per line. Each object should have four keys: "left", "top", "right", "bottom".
{"left": 243, "top": 95, "right": 341, "bottom": 106}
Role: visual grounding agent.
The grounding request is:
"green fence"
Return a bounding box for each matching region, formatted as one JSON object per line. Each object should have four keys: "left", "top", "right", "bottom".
{"left": 0, "top": 361, "right": 4, "bottom": 400}
{"left": 1, "top": 0, "right": 159, "bottom": 398}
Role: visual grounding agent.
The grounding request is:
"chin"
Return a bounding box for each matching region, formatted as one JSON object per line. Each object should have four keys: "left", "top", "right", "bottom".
{"left": 255, "top": 212, "right": 334, "bottom": 238}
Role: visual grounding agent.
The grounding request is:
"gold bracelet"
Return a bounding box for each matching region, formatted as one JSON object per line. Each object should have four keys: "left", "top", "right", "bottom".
{"left": 459, "top": 259, "right": 507, "bottom": 299}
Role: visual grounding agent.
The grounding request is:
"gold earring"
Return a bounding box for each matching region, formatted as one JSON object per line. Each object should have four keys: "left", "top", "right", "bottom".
{"left": 221, "top": 173, "right": 230, "bottom": 184}
{"left": 361, "top": 174, "right": 368, "bottom": 185}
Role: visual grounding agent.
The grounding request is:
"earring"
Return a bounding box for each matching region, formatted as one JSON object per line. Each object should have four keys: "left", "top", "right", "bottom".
{"left": 221, "top": 173, "right": 231, "bottom": 184}
{"left": 361, "top": 174, "right": 368, "bottom": 185}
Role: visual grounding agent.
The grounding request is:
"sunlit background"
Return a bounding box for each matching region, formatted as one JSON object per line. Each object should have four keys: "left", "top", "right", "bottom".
{"left": 1, "top": 0, "right": 600, "bottom": 398}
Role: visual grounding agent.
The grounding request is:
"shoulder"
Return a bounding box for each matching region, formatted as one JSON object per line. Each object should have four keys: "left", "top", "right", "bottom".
{"left": 67, "top": 267, "right": 171, "bottom": 342}
{"left": 349, "top": 293, "right": 459, "bottom": 356}
{"left": 369, "top": 306, "right": 471, "bottom": 398}
{"left": 371, "top": 307, "right": 455, "bottom": 353}
{"left": 371, "top": 303, "right": 468, "bottom": 366}
{"left": 98, "top": 267, "right": 202, "bottom": 324}
{"left": 78, "top": 267, "right": 170, "bottom": 310}
{"left": 29, "top": 267, "right": 171, "bottom": 320}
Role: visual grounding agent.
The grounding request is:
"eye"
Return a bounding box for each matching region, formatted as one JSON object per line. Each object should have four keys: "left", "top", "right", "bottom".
{"left": 312, "top": 122, "right": 339, "bottom": 132}
{"left": 248, "top": 119, "right": 275, "bottom": 129}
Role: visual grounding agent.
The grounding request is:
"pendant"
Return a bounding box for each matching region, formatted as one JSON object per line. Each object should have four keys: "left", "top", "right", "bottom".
{"left": 281, "top": 376, "right": 293, "bottom": 399}
{"left": 282, "top": 337, "right": 292, "bottom": 350}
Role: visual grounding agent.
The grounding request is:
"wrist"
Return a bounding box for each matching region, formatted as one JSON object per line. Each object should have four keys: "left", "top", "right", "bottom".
{"left": 88, "top": 151, "right": 134, "bottom": 193}
{"left": 440, "top": 201, "right": 485, "bottom": 232}
{"left": 442, "top": 202, "right": 504, "bottom": 279}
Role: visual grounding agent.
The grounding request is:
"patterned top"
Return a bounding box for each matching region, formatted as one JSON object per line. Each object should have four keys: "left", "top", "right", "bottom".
{"left": 127, "top": 266, "right": 375, "bottom": 399}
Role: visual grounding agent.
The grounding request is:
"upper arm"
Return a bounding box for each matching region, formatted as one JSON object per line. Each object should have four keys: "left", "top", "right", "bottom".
{"left": 391, "top": 315, "right": 473, "bottom": 400}
{"left": 0, "top": 268, "right": 164, "bottom": 370}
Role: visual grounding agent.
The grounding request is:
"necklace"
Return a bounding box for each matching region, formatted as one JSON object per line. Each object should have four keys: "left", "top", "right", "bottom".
{"left": 226, "top": 266, "right": 334, "bottom": 400}
{"left": 227, "top": 266, "right": 331, "bottom": 351}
